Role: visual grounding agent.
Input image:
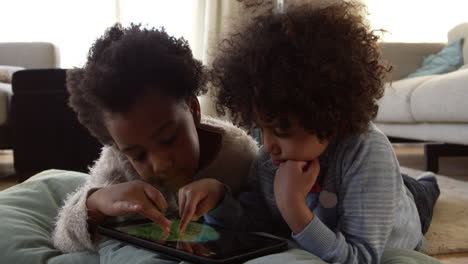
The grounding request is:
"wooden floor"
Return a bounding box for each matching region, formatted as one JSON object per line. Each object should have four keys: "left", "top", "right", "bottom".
{"left": 0, "top": 145, "right": 467, "bottom": 263}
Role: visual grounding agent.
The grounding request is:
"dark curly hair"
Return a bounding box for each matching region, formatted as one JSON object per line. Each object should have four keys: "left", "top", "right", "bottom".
{"left": 67, "top": 24, "right": 207, "bottom": 145}
{"left": 212, "top": 1, "right": 390, "bottom": 141}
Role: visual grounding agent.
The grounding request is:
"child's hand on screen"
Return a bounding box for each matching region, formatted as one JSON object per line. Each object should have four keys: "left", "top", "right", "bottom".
{"left": 177, "top": 178, "right": 226, "bottom": 232}
{"left": 86, "top": 180, "right": 172, "bottom": 231}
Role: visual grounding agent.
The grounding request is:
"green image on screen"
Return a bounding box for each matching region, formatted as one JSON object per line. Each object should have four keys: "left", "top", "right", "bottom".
{"left": 122, "top": 219, "right": 220, "bottom": 242}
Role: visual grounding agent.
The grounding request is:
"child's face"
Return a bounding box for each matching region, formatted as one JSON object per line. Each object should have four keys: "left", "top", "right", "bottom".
{"left": 105, "top": 89, "right": 201, "bottom": 191}
{"left": 256, "top": 115, "right": 329, "bottom": 166}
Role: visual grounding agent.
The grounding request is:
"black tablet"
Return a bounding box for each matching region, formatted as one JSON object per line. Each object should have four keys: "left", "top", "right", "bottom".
{"left": 97, "top": 218, "right": 288, "bottom": 264}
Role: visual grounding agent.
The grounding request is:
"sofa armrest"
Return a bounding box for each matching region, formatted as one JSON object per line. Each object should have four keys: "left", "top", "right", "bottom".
{"left": 379, "top": 42, "right": 446, "bottom": 81}
{"left": 0, "top": 42, "right": 60, "bottom": 69}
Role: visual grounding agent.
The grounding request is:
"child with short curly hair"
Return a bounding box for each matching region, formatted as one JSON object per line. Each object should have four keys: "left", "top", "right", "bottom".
{"left": 181, "top": 1, "right": 440, "bottom": 263}
{"left": 51, "top": 24, "right": 258, "bottom": 253}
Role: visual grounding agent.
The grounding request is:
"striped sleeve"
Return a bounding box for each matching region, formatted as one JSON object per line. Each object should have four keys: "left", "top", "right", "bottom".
{"left": 293, "top": 133, "right": 401, "bottom": 264}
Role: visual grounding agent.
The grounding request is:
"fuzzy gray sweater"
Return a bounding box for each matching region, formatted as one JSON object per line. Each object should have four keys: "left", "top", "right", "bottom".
{"left": 52, "top": 116, "right": 258, "bottom": 252}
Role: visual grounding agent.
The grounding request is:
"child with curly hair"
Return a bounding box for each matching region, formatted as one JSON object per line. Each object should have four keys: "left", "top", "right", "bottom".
{"left": 180, "top": 1, "right": 441, "bottom": 263}
{"left": 51, "top": 24, "right": 258, "bottom": 253}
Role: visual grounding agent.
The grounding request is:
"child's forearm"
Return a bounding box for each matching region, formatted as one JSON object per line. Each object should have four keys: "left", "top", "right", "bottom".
{"left": 53, "top": 185, "right": 104, "bottom": 252}
{"left": 86, "top": 192, "right": 107, "bottom": 234}
{"left": 277, "top": 197, "right": 314, "bottom": 234}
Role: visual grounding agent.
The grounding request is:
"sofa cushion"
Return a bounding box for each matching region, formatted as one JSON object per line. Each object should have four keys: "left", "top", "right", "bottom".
{"left": 411, "top": 68, "right": 468, "bottom": 123}
{"left": 0, "top": 82, "right": 12, "bottom": 126}
{"left": 379, "top": 42, "right": 446, "bottom": 81}
{"left": 376, "top": 75, "right": 435, "bottom": 123}
{"left": 405, "top": 38, "right": 464, "bottom": 79}
{"left": 0, "top": 65, "right": 24, "bottom": 83}
{"left": 0, "top": 42, "right": 60, "bottom": 69}
{"left": 376, "top": 123, "right": 468, "bottom": 145}
{"left": 448, "top": 22, "right": 468, "bottom": 65}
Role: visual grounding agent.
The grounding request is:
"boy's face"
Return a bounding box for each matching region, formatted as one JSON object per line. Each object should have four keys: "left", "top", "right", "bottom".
{"left": 256, "top": 115, "right": 329, "bottom": 166}
{"left": 105, "top": 89, "right": 201, "bottom": 192}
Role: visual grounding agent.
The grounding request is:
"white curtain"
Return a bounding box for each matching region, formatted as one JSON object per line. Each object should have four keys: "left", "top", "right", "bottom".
{"left": 190, "top": 0, "right": 245, "bottom": 117}
{"left": 191, "top": 1, "right": 237, "bottom": 66}
{"left": 191, "top": 0, "right": 281, "bottom": 117}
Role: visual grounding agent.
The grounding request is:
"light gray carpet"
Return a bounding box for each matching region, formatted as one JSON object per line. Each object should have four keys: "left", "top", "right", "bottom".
{"left": 401, "top": 167, "right": 468, "bottom": 255}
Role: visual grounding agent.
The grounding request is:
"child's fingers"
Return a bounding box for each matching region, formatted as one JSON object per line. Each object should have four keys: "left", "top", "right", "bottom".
{"left": 143, "top": 185, "right": 168, "bottom": 214}
{"left": 282, "top": 160, "right": 307, "bottom": 171}
{"left": 179, "top": 203, "right": 197, "bottom": 232}
{"left": 179, "top": 193, "right": 202, "bottom": 233}
{"left": 192, "top": 198, "right": 214, "bottom": 217}
{"left": 178, "top": 188, "right": 187, "bottom": 218}
{"left": 139, "top": 201, "right": 172, "bottom": 232}
{"left": 303, "top": 159, "right": 320, "bottom": 180}
{"left": 113, "top": 200, "right": 141, "bottom": 214}
{"left": 304, "top": 158, "right": 320, "bottom": 173}
{"left": 160, "top": 230, "right": 170, "bottom": 241}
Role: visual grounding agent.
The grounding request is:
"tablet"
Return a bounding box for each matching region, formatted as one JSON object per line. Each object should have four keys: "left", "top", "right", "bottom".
{"left": 97, "top": 218, "right": 288, "bottom": 264}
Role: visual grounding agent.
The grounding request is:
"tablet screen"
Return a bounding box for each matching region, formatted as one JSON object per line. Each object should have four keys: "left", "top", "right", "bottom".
{"left": 118, "top": 219, "right": 220, "bottom": 242}
{"left": 99, "top": 218, "right": 287, "bottom": 263}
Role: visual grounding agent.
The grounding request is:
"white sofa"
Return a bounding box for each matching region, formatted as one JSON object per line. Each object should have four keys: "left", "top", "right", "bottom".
{"left": 375, "top": 23, "right": 468, "bottom": 172}
{"left": 0, "top": 42, "right": 60, "bottom": 149}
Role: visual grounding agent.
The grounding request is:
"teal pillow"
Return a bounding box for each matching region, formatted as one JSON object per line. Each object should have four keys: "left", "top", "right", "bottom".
{"left": 406, "top": 38, "right": 464, "bottom": 78}
{"left": 0, "top": 170, "right": 99, "bottom": 264}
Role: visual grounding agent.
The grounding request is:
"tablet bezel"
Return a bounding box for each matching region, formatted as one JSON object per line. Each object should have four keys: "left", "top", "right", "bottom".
{"left": 97, "top": 219, "right": 288, "bottom": 264}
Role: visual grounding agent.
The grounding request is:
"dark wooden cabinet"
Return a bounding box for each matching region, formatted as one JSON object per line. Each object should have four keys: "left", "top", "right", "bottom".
{"left": 10, "top": 69, "right": 102, "bottom": 181}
